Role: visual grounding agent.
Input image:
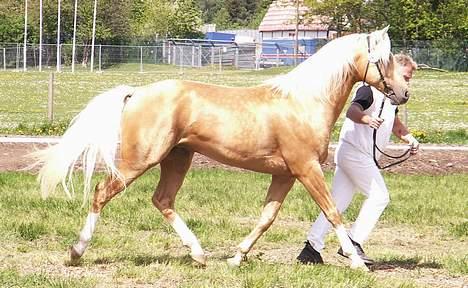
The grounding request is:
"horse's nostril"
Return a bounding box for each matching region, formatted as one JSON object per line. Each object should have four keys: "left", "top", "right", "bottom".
{"left": 405, "top": 91, "right": 410, "bottom": 99}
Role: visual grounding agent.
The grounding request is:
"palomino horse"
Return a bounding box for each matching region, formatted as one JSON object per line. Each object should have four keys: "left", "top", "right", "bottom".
{"left": 34, "top": 27, "right": 409, "bottom": 270}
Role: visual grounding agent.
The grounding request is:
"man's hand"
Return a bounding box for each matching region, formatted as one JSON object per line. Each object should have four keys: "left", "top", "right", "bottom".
{"left": 365, "top": 115, "right": 384, "bottom": 129}
{"left": 402, "top": 134, "right": 419, "bottom": 155}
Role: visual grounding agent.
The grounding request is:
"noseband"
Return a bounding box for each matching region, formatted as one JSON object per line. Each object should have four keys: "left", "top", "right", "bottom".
{"left": 364, "top": 36, "right": 411, "bottom": 169}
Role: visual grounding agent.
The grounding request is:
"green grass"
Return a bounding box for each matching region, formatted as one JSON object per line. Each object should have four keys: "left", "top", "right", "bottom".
{"left": 0, "top": 65, "right": 466, "bottom": 144}
{"left": 0, "top": 169, "right": 466, "bottom": 287}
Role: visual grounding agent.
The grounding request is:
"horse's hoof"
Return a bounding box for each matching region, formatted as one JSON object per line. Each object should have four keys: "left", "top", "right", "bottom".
{"left": 350, "top": 260, "right": 369, "bottom": 271}
{"left": 191, "top": 253, "right": 207, "bottom": 266}
{"left": 67, "top": 246, "right": 83, "bottom": 266}
{"left": 69, "top": 246, "right": 82, "bottom": 262}
{"left": 227, "top": 257, "right": 241, "bottom": 267}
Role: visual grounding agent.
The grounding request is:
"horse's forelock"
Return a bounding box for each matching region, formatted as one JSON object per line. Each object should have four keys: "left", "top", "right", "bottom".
{"left": 369, "top": 30, "right": 391, "bottom": 66}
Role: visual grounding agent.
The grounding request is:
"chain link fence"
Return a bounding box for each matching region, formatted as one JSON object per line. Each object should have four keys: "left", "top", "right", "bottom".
{"left": 0, "top": 39, "right": 466, "bottom": 72}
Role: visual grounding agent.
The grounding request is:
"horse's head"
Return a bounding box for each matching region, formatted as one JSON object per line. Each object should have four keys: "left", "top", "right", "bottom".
{"left": 358, "top": 27, "right": 410, "bottom": 105}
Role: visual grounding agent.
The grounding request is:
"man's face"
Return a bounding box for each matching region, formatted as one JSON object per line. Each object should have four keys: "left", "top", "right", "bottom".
{"left": 400, "top": 64, "right": 414, "bottom": 83}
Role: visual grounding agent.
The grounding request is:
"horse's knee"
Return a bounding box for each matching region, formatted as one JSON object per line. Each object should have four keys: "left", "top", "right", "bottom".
{"left": 324, "top": 210, "right": 343, "bottom": 228}
{"left": 152, "top": 194, "right": 174, "bottom": 217}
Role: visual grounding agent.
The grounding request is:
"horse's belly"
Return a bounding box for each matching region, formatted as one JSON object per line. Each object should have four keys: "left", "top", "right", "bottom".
{"left": 179, "top": 143, "right": 291, "bottom": 175}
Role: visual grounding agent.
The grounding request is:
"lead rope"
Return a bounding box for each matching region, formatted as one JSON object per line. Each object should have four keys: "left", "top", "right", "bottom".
{"left": 365, "top": 35, "right": 411, "bottom": 169}
{"left": 371, "top": 62, "right": 411, "bottom": 169}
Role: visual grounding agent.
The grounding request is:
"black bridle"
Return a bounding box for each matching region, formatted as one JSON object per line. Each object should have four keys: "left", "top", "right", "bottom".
{"left": 364, "top": 37, "right": 411, "bottom": 169}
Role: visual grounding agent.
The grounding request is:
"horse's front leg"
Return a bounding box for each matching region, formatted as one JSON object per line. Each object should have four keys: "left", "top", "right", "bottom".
{"left": 293, "top": 160, "right": 368, "bottom": 270}
{"left": 227, "top": 175, "right": 295, "bottom": 267}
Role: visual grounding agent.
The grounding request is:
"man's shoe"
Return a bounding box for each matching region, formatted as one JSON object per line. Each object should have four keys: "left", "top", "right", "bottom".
{"left": 297, "top": 241, "right": 324, "bottom": 265}
{"left": 337, "top": 237, "right": 374, "bottom": 265}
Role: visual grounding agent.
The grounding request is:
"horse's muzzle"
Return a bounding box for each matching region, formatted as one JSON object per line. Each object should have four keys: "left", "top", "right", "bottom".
{"left": 388, "top": 90, "right": 409, "bottom": 105}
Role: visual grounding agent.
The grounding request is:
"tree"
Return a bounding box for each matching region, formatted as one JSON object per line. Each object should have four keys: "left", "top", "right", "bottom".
{"left": 305, "top": 0, "right": 368, "bottom": 36}
{"left": 171, "top": 0, "right": 203, "bottom": 38}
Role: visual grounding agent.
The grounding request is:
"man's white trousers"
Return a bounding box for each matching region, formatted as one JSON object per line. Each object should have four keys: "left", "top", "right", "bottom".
{"left": 307, "top": 141, "right": 390, "bottom": 252}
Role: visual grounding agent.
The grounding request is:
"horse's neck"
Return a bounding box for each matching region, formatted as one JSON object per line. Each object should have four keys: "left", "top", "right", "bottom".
{"left": 323, "top": 76, "right": 357, "bottom": 131}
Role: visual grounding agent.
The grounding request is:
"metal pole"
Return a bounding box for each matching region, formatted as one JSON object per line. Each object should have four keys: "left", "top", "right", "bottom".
{"left": 71, "top": 0, "right": 78, "bottom": 73}
{"left": 276, "top": 48, "right": 280, "bottom": 67}
{"left": 219, "top": 47, "right": 222, "bottom": 72}
{"left": 211, "top": 46, "right": 214, "bottom": 67}
{"left": 191, "top": 45, "right": 195, "bottom": 67}
{"left": 56, "top": 0, "right": 61, "bottom": 72}
{"left": 294, "top": 0, "right": 299, "bottom": 66}
{"left": 23, "top": 0, "right": 28, "bottom": 71}
{"left": 16, "top": 44, "right": 19, "bottom": 70}
{"left": 179, "top": 46, "right": 183, "bottom": 73}
{"left": 90, "top": 0, "right": 97, "bottom": 72}
{"left": 198, "top": 45, "right": 202, "bottom": 68}
{"left": 48, "top": 73, "right": 54, "bottom": 121}
{"left": 39, "top": 0, "right": 42, "bottom": 71}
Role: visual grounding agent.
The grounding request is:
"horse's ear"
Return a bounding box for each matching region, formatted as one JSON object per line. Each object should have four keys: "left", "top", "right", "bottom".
{"left": 381, "top": 25, "right": 390, "bottom": 36}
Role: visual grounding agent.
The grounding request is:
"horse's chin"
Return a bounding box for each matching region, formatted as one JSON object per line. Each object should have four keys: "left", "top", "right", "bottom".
{"left": 389, "top": 95, "right": 408, "bottom": 105}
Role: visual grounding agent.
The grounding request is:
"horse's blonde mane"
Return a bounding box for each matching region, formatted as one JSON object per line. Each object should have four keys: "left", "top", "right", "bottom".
{"left": 265, "top": 31, "right": 391, "bottom": 103}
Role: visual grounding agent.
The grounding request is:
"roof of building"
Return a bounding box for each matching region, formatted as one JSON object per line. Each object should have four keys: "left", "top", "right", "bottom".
{"left": 258, "top": 0, "right": 328, "bottom": 32}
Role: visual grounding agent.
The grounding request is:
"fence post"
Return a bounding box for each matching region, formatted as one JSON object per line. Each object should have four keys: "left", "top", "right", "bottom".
{"left": 3, "top": 48, "right": 5, "bottom": 71}
{"left": 211, "top": 46, "right": 214, "bottom": 67}
{"left": 276, "top": 48, "right": 280, "bottom": 67}
{"left": 219, "top": 47, "right": 223, "bottom": 72}
{"left": 48, "top": 73, "right": 54, "bottom": 122}
{"left": 173, "top": 45, "right": 176, "bottom": 65}
{"left": 56, "top": 44, "right": 61, "bottom": 73}
{"left": 167, "top": 43, "right": 171, "bottom": 64}
{"left": 16, "top": 44, "right": 19, "bottom": 71}
{"left": 191, "top": 45, "right": 195, "bottom": 67}
{"left": 179, "top": 46, "right": 183, "bottom": 74}
{"left": 235, "top": 47, "right": 239, "bottom": 68}
{"left": 198, "top": 45, "right": 202, "bottom": 68}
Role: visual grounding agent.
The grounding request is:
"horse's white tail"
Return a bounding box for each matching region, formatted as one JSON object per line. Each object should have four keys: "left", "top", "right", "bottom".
{"left": 32, "top": 85, "right": 135, "bottom": 201}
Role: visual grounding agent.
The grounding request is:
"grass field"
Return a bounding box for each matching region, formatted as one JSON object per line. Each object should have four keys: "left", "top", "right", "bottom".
{"left": 0, "top": 65, "right": 466, "bottom": 143}
{"left": 0, "top": 169, "right": 466, "bottom": 287}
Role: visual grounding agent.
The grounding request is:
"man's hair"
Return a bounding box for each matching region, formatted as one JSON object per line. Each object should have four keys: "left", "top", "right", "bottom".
{"left": 394, "top": 53, "right": 417, "bottom": 71}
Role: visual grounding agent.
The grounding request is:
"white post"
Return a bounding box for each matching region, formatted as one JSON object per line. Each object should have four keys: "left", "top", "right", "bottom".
{"left": 191, "top": 46, "right": 195, "bottom": 67}
{"left": 179, "top": 46, "right": 183, "bottom": 73}
{"left": 48, "top": 73, "right": 54, "bottom": 121}
{"left": 3, "top": 48, "right": 5, "bottom": 71}
{"left": 23, "top": 0, "right": 28, "bottom": 72}
{"left": 276, "top": 48, "right": 280, "bottom": 67}
{"left": 16, "top": 44, "right": 20, "bottom": 70}
{"left": 90, "top": 0, "right": 97, "bottom": 72}
{"left": 56, "top": 0, "right": 61, "bottom": 72}
{"left": 219, "top": 47, "right": 222, "bottom": 72}
{"left": 72, "top": 0, "right": 78, "bottom": 73}
{"left": 39, "top": 0, "right": 43, "bottom": 71}
{"left": 211, "top": 46, "right": 214, "bottom": 67}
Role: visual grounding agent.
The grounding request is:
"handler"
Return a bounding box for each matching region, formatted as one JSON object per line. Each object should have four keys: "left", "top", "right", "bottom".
{"left": 297, "top": 54, "right": 419, "bottom": 265}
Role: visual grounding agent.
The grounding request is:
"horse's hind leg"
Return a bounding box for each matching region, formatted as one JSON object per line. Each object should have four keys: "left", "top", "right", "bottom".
{"left": 228, "top": 175, "right": 295, "bottom": 267}
{"left": 151, "top": 147, "right": 206, "bottom": 265}
{"left": 69, "top": 161, "right": 147, "bottom": 262}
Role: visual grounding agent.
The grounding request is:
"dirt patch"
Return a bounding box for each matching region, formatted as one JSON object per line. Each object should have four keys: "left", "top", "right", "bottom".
{"left": 1, "top": 142, "right": 466, "bottom": 175}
